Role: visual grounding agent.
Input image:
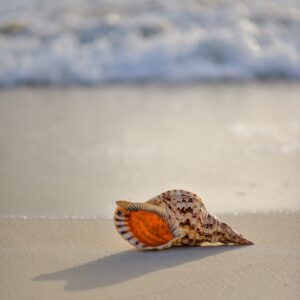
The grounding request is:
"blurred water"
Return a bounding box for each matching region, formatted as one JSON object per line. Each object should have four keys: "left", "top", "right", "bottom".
{"left": 0, "top": 0, "right": 300, "bottom": 86}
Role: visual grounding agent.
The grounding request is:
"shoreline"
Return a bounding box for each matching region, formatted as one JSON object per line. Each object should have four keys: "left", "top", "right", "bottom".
{"left": 0, "top": 209, "right": 299, "bottom": 219}
{"left": 1, "top": 79, "right": 300, "bottom": 89}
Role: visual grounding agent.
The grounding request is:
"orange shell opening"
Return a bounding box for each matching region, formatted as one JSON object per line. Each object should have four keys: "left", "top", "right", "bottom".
{"left": 128, "top": 210, "right": 173, "bottom": 247}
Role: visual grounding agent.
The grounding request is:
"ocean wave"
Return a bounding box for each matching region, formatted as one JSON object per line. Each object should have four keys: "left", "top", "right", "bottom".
{"left": 0, "top": 0, "right": 300, "bottom": 85}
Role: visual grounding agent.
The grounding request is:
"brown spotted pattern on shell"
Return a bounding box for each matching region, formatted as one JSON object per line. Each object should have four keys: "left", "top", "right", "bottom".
{"left": 114, "top": 189, "right": 253, "bottom": 250}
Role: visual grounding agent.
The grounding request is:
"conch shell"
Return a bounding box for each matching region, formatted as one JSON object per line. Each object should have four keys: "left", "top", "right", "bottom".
{"left": 114, "top": 190, "right": 253, "bottom": 250}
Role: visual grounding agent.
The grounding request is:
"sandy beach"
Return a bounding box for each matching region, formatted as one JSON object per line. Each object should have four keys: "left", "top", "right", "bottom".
{"left": 0, "top": 83, "right": 299, "bottom": 299}
{"left": 1, "top": 213, "right": 299, "bottom": 300}
{"left": 1, "top": 0, "right": 300, "bottom": 298}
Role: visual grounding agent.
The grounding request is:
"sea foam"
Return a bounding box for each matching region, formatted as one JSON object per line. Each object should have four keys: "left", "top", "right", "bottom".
{"left": 0, "top": 0, "right": 300, "bottom": 85}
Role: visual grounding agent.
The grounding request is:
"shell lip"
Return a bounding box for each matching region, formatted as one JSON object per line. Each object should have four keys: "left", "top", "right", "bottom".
{"left": 115, "top": 200, "right": 130, "bottom": 207}
{"left": 115, "top": 201, "right": 183, "bottom": 238}
{"left": 114, "top": 201, "right": 184, "bottom": 250}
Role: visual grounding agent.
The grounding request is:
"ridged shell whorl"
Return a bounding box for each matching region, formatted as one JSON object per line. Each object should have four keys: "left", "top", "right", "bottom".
{"left": 114, "top": 190, "right": 253, "bottom": 250}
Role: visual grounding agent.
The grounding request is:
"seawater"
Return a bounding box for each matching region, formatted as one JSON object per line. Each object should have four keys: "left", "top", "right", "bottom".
{"left": 0, "top": 0, "right": 300, "bottom": 86}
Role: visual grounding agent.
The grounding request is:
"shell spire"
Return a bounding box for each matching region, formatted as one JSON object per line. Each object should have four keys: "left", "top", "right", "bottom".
{"left": 114, "top": 190, "right": 253, "bottom": 250}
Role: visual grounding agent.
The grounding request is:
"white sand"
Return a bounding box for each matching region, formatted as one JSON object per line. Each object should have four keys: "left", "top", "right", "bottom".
{"left": 1, "top": 213, "right": 300, "bottom": 300}
{"left": 0, "top": 83, "right": 300, "bottom": 218}
{"left": 0, "top": 83, "right": 299, "bottom": 299}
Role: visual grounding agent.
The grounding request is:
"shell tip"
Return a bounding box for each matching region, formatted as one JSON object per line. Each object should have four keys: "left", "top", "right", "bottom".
{"left": 242, "top": 239, "right": 254, "bottom": 245}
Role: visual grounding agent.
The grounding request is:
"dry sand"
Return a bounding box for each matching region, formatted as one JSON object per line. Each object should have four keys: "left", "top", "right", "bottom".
{"left": 1, "top": 213, "right": 300, "bottom": 300}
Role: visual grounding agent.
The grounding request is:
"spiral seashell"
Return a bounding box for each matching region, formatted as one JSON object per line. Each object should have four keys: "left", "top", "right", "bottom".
{"left": 114, "top": 189, "right": 253, "bottom": 250}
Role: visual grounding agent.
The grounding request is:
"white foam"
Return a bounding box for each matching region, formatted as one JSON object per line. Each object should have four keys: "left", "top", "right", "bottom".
{"left": 0, "top": 0, "right": 300, "bottom": 85}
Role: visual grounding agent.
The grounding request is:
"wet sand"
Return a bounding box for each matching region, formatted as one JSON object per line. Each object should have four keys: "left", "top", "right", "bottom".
{"left": 0, "top": 83, "right": 299, "bottom": 217}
